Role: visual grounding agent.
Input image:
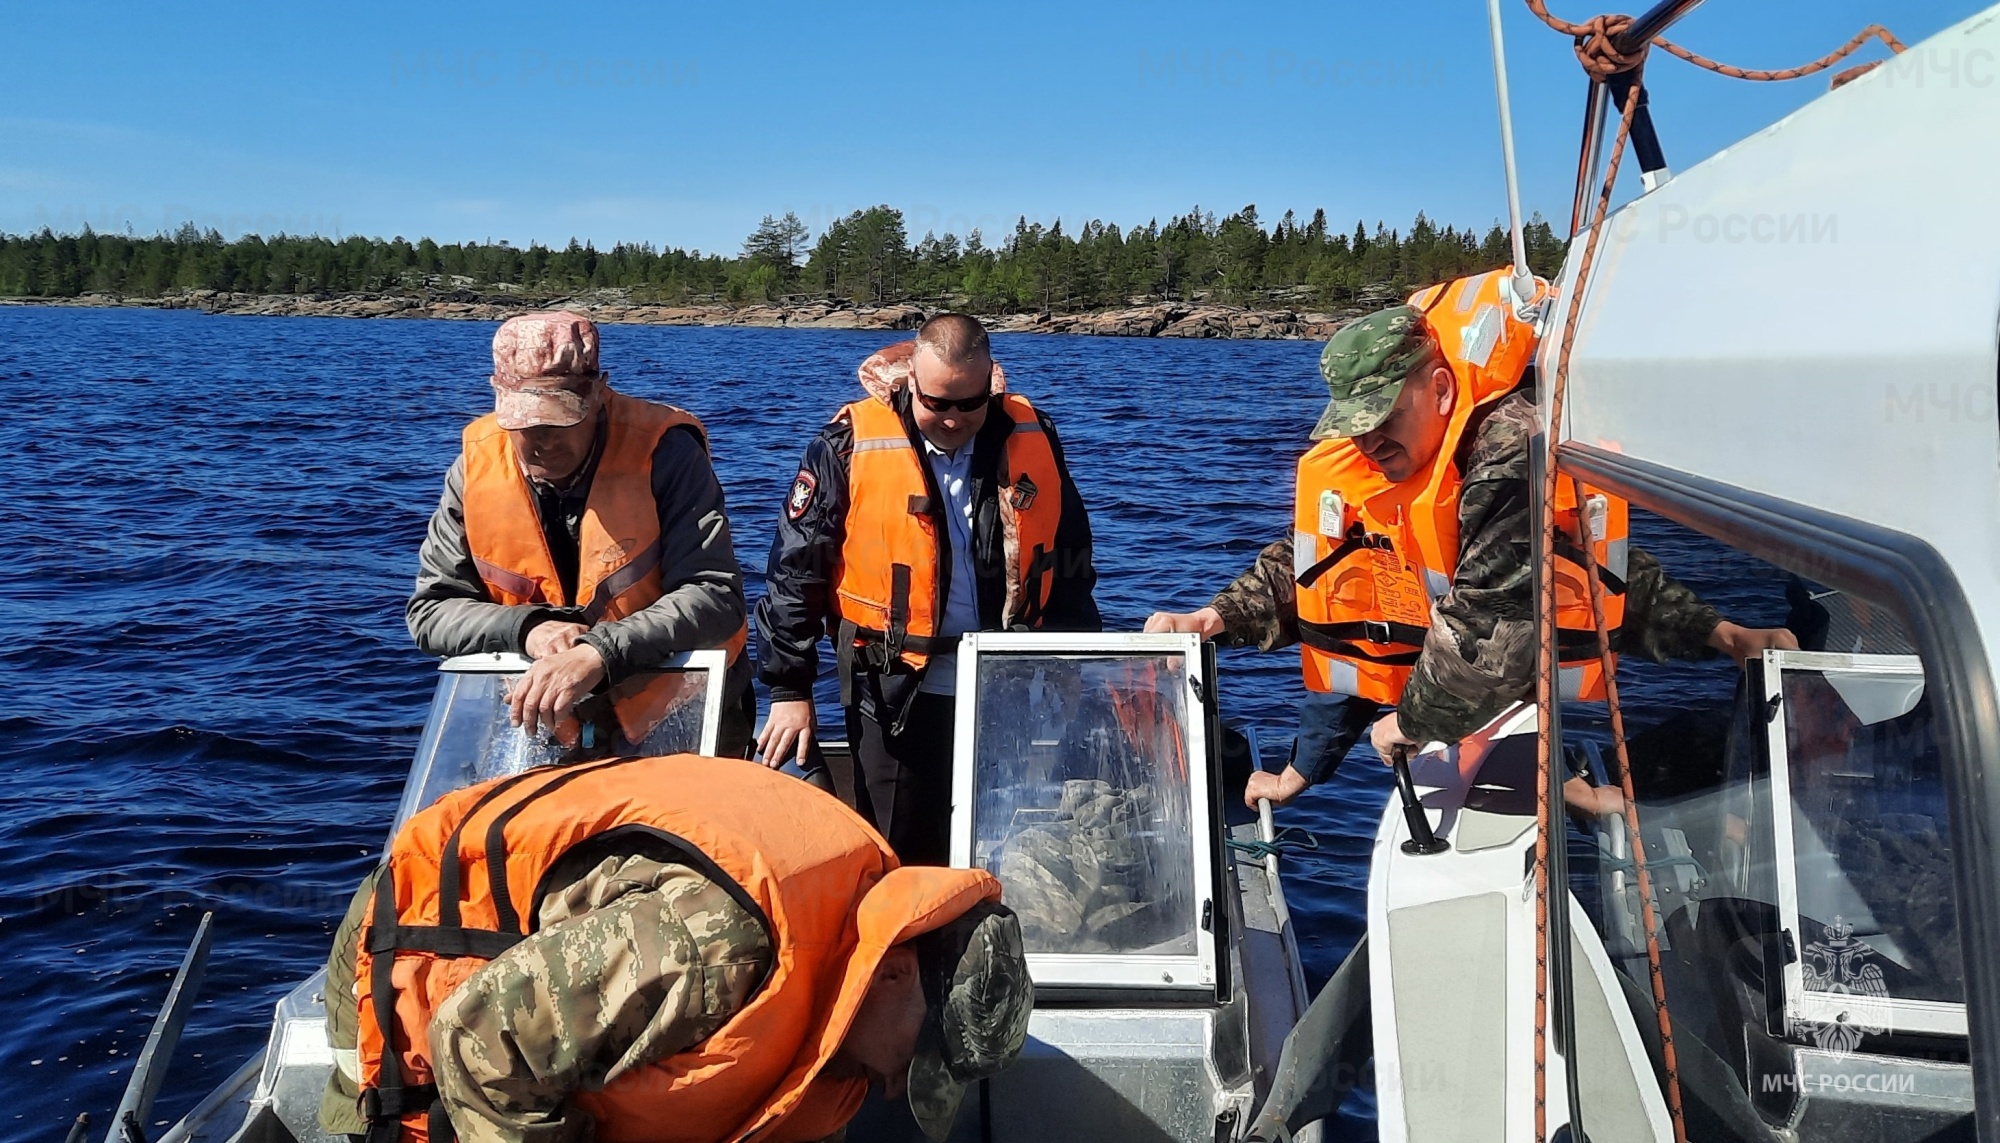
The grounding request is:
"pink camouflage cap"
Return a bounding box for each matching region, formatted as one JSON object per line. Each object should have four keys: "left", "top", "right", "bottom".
{"left": 490, "top": 311, "right": 605, "bottom": 430}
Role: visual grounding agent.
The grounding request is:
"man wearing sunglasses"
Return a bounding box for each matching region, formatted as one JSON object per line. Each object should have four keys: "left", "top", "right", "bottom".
{"left": 755, "top": 313, "right": 1101, "bottom": 864}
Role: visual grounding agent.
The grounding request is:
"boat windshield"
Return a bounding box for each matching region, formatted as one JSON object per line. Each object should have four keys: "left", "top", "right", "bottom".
{"left": 1766, "top": 651, "right": 1962, "bottom": 1019}
{"left": 958, "top": 641, "right": 1211, "bottom": 979}
{"left": 390, "top": 653, "right": 722, "bottom": 835}
{"left": 1564, "top": 565, "right": 1970, "bottom": 1138}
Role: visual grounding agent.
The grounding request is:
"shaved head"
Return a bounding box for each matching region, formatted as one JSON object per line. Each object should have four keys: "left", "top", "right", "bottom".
{"left": 914, "top": 313, "right": 990, "bottom": 367}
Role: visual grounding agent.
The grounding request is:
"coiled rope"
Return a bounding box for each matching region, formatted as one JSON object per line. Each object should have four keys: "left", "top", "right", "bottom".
{"left": 1224, "top": 827, "right": 1322, "bottom": 862}
{"left": 1524, "top": 1, "right": 1905, "bottom": 85}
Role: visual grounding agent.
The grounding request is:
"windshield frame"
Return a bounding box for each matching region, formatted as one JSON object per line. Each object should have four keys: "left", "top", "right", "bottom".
{"left": 436, "top": 649, "right": 728, "bottom": 753}
{"left": 1761, "top": 647, "right": 1966, "bottom": 1040}
{"left": 949, "top": 631, "right": 1221, "bottom": 993}
{"left": 389, "top": 649, "right": 729, "bottom": 840}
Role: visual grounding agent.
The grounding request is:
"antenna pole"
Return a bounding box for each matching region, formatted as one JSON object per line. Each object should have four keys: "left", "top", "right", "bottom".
{"left": 1486, "top": 0, "right": 1537, "bottom": 313}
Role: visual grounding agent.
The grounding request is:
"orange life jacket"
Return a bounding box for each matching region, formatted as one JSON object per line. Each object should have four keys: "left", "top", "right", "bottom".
{"left": 1293, "top": 269, "right": 1629, "bottom": 707}
{"left": 460, "top": 388, "right": 749, "bottom": 665}
{"left": 354, "top": 754, "right": 1001, "bottom": 1143}
{"left": 834, "top": 393, "right": 1063, "bottom": 676}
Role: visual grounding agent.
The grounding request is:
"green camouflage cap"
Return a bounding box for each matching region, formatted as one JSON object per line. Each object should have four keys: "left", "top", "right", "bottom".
{"left": 1311, "top": 305, "right": 1439, "bottom": 440}
{"left": 907, "top": 903, "right": 1034, "bottom": 1141}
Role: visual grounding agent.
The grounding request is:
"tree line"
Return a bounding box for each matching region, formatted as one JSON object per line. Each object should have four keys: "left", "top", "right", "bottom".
{"left": 0, "top": 206, "right": 1566, "bottom": 313}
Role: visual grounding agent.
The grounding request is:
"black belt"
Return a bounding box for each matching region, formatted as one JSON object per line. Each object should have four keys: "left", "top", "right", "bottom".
{"left": 1297, "top": 618, "right": 1428, "bottom": 666}
{"left": 1295, "top": 524, "right": 1396, "bottom": 589}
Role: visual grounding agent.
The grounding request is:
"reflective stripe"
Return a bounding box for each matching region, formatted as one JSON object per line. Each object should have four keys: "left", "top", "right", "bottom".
{"left": 1559, "top": 665, "right": 1587, "bottom": 702}
{"left": 473, "top": 557, "right": 543, "bottom": 603}
{"left": 1454, "top": 272, "right": 1486, "bottom": 313}
{"left": 1461, "top": 303, "right": 1503, "bottom": 368}
{"left": 1293, "top": 530, "right": 1318, "bottom": 582}
{"left": 1011, "top": 420, "right": 1043, "bottom": 434}
{"left": 1422, "top": 568, "right": 1451, "bottom": 601}
{"left": 583, "top": 538, "right": 663, "bottom": 622}
{"left": 1322, "top": 659, "right": 1364, "bottom": 697}
{"left": 851, "top": 437, "right": 911, "bottom": 453}
{"left": 1605, "top": 537, "right": 1630, "bottom": 584}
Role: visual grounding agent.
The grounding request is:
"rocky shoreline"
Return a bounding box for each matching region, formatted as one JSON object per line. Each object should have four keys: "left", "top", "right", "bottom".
{"left": 4, "top": 289, "right": 1374, "bottom": 341}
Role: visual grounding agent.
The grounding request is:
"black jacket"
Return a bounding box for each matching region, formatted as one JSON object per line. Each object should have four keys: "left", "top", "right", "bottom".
{"left": 755, "top": 390, "right": 1101, "bottom": 721}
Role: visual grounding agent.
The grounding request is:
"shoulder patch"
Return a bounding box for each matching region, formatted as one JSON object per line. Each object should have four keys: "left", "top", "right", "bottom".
{"left": 786, "top": 471, "right": 818, "bottom": 521}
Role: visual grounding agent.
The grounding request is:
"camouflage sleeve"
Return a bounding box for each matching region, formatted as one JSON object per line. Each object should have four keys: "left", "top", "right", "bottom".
{"left": 1617, "top": 546, "right": 1723, "bottom": 662}
{"left": 1208, "top": 535, "right": 1301, "bottom": 652}
{"left": 1396, "top": 398, "right": 1538, "bottom": 745}
{"left": 430, "top": 857, "right": 773, "bottom": 1143}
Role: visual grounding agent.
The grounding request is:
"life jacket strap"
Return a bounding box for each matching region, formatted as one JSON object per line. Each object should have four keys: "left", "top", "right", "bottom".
{"left": 1019, "top": 544, "right": 1056, "bottom": 628}
{"left": 430, "top": 1098, "right": 459, "bottom": 1143}
{"left": 1554, "top": 625, "right": 1624, "bottom": 663}
{"left": 360, "top": 1082, "right": 440, "bottom": 1121}
{"left": 1295, "top": 524, "right": 1397, "bottom": 589}
{"left": 580, "top": 536, "right": 664, "bottom": 624}
{"left": 366, "top": 923, "right": 522, "bottom": 959}
{"left": 886, "top": 564, "right": 912, "bottom": 662}
{"left": 1297, "top": 618, "right": 1428, "bottom": 665}
{"left": 1552, "top": 537, "right": 1628, "bottom": 595}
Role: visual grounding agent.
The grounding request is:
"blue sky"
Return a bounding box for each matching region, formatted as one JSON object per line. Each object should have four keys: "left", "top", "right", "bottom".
{"left": 5, "top": 0, "right": 1975, "bottom": 253}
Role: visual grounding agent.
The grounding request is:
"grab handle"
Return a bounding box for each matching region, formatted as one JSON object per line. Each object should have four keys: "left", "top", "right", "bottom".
{"left": 1392, "top": 745, "right": 1449, "bottom": 855}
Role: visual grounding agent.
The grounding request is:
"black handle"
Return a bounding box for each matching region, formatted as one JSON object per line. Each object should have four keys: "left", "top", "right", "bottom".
{"left": 1393, "top": 745, "right": 1449, "bottom": 855}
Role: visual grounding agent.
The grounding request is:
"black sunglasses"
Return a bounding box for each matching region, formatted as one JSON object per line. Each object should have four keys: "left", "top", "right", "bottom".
{"left": 911, "top": 384, "right": 989, "bottom": 414}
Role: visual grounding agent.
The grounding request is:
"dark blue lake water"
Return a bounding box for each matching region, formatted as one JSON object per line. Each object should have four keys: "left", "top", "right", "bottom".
{"left": 0, "top": 306, "right": 1785, "bottom": 1142}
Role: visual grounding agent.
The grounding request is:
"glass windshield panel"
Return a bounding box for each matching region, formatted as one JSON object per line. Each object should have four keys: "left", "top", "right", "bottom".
{"left": 970, "top": 653, "right": 1198, "bottom": 958}
{"left": 1781, "top": 663, "right": 1961, "bottom": 1007}
{"left": 393, "top": 667, "right": 714, "bottom": 832}
{"left": 1549, "top": 516, "right": 1973, "bottom": 1136}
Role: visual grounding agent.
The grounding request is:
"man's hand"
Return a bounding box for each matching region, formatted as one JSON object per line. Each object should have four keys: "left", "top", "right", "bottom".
{"left": 757, "top": 700, "right": 816, "bottom": 769}
{"left": 525, "top": 620, "right": 590, "bottom": 660}
{"left": 1368, "top": 711, "right": 1418, "bottom": 764}
{"left": 1563, "top": 776, "right": 1626, "bottom": 819}
{"left": 1245, "top": 766, "right": 1309, "bottom": 810}
{"left": 507, "top": 644, "right": 607, "bottom": 737}
{"left": 1144, "top": 606, "right": 1224, "bottom": 639}
{"left": 1707, "top": 621, "right": 1799, "bottom": 669}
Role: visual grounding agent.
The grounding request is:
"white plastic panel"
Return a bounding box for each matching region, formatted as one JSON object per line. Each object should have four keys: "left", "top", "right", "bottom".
{"left": 1544, "top": 6, "right": 2000, "bottom": 628}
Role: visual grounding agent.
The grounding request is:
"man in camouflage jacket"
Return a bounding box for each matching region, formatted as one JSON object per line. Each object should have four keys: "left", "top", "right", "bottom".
{"left": 320, "top": 855, "right": 1030, "bottom": 1143}
{"left": 1148, "top": 304, "right": 1796, "bottom": 808}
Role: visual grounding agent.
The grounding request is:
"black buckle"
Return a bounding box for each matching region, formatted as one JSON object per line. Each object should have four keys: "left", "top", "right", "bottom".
{"left": 855, "top": 639, "right": 892, "bottom": 672}
{"left": 1363, "top": 619, "right": 1394, "bottom": 645}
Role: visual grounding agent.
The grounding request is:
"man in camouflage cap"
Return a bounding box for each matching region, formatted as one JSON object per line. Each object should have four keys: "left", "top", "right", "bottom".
{"left": 1307, "top": 304, "right": 1441, "bottom": 446}
{"left": 1147, "top": 293, "right": 1795, "bottom": 811}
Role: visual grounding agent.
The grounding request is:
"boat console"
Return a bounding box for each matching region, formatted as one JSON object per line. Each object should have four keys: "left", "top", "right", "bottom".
{"left": 933, "top": 632, "right": 1314, "bottom": 1142}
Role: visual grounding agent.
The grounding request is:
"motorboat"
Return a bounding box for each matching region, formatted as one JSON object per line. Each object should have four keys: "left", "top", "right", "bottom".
{"left": 1335, "top": 3, "right": 2000, "bottom": 1140}
{"left": 123, "top": 632, "right": 1316, "bottom": 1143}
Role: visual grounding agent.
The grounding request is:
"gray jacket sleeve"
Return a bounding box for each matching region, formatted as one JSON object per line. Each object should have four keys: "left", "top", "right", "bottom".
{"left": 406, "top": 457, "right": 548, "bottom": 658}
{"left": 575, "top": 428, "right": 748, "bottom": 685}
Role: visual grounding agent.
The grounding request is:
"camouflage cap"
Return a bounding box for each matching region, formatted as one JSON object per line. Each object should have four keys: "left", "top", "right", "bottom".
{"left": 1311, "top": 305, "right": 1439, "bottom": 440}
{"left": 907, "top": 902, "right": 1034, "bottom": 1141}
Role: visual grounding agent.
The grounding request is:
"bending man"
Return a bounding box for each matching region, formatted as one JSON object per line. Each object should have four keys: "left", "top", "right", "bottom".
{"left": 321, "top": 754, "right": 1031, "bottom": 1143}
